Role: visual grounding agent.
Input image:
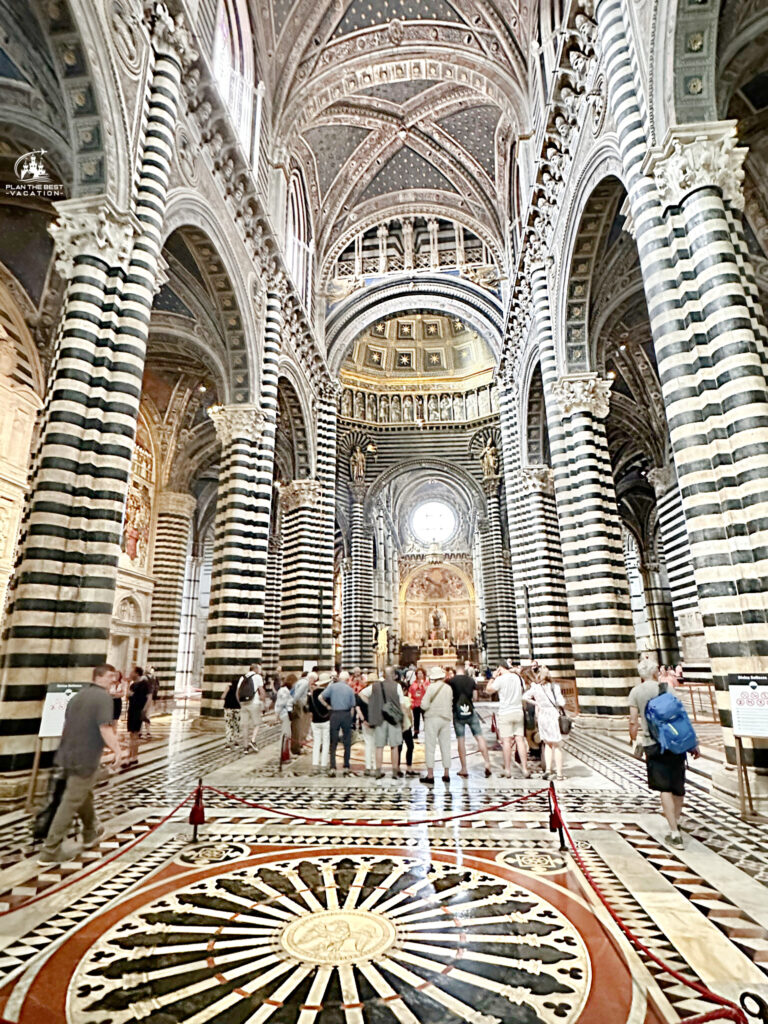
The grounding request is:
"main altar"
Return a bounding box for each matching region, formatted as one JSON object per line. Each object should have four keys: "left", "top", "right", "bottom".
{"left": 419, "top": 627, "right": 458, "bottom": 669}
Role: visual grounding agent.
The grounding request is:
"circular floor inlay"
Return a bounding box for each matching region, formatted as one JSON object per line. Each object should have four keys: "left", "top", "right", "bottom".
{"left": 68, "top": 853, "right": 592, "bottom": 1023}
{"left": 280, "top": 909, "right": 396, "bottom": 964}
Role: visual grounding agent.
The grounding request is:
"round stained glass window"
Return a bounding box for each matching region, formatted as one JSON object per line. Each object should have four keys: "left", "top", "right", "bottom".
{"left": 411, "top": 500, "right": 457, "bottom": 546}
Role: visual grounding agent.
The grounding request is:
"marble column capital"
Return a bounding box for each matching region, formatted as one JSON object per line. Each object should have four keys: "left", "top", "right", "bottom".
{"left": 349, "top": 481, "right": 368, "bottom": 505}
{"left": 281, "top": 478, "right": 323, "bottom": 512}
{"left": 643, "top": 121, "right": 747, "bottom": 211}
{"left": 149, "top": 2, "right": 199, "bottom": 68}
{"left": 552, "top": 373, "right": 612, "bottom": 420}
{"left": 318, "top": 377, "right": 342, "bottom": 404}
{"left": 482, "top": 474, "right": 501, "bottom": 499}
{"left": 48, "top": 195, "right": 141, "bottom": 278}
{"left": 519, "top": 465, "right": 555, "bottom": 495}
{"left": 156, "top": 490, "right": 197, "bottom": 518}
{"left": 647, "top": 464, "right": 677, "bottom": 498}
{"left": 209, "top": 403, "right": 264, "bottom": 446}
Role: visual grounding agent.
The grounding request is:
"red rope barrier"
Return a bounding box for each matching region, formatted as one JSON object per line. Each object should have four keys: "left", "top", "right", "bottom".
{"left": 201, "top": 783, "right": 549, "bottom": 828}
{"left": 0, "top": 791, "right": 195, "bottom": 918}
{"left": 548, "top": 784, "right": 748, "bottom": 1024}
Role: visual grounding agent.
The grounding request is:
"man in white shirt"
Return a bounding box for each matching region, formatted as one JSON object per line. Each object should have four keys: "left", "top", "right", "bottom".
{"left": 237, "top": 663, "right": 266, "bottom": 752}
{"left": 487, "top": 662, "right": 530, "bottom": 778}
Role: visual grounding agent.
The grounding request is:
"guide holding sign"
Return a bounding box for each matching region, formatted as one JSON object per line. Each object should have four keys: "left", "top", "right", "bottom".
{"left": 38, "top": 664, "right": 124, "bottom": 865}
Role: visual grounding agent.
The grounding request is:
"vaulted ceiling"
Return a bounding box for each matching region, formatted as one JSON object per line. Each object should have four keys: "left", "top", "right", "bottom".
{"left": 256, "top": 0, "right": 531, "bottom": 265}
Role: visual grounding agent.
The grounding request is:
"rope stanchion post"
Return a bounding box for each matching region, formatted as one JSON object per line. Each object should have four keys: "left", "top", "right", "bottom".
{"left": 189, "top": 777, "right": 205, "bottom": 843}
{"left": 548, "top": 782, "right": 566, "bottom": 852}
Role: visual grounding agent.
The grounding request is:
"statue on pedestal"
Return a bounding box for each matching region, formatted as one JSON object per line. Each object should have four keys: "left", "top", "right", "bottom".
{"left": 349, "top": 445, "right": 366, "bottom": 482}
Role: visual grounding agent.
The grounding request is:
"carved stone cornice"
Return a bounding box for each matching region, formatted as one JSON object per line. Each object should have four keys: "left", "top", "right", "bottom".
{"left": 647, "top": 464, "right": 677, "bottom": 499}
{"left": 156, "top": 490, "right": 197, "bottom": 518}
{"left": 148, "top": 2, "right": 199, "bottom": 69}
{"left": 552, "top": 374, "right": 612, "bottom": 420}
{"left": 208, "top": 403, "right": 264, "bottom": 446}
{"left": 349, "top": 481, "right": 368, "bottom": 505}
{"left": 518, "top": 465, "right": 555, "bottom": 496}
{"left": 282, "top": 479, "right": 323, "bottom": 513}
{"left": 48, "top": 196, "right": 140, "bottom": 278}
{"left": 643, "top": 121, "right": 747, "bottom": 211}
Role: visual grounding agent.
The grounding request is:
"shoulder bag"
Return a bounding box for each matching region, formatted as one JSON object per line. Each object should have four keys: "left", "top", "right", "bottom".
{"left": 545, "top": 684, "right": 572, "bottom": 736}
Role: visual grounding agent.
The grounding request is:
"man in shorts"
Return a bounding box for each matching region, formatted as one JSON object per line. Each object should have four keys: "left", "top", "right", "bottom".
{"left": 447, "top": 665, "right": 492, "bottom": 778}
{"left": 487, "top": 662, "right": 530, "bottom": 778}
{"left": 628, "top": 656, "right": 699, "bottom": 848}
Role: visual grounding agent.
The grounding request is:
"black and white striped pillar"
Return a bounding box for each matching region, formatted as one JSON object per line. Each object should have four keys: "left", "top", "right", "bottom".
{"left": 344, "top": 483, "right": 374, "bottom": 671}
{"left": 315, "top": 382, "right": 339, "bottom": 671}
{"left": 480, "top": 476, "right": 518, "bottom": 666}
{"left": 147, "top": 490, "right": 197, "bottom": 698}
{"left": 596, "top": 0, "right": 768, "bottom": 762}
{"left": 0, "top": 10, "right": 193, "bottom": 775}
{"left": 279, "top": 479, "right": 326, "bottom": 674}
{"left": 262, "top": 528, "right": 284, "bottom": 674}
{"left": 550, "top": 374, "right": 638, "bottom": 714}
{"left": 202, "top": 404, "right": 265, "bottom": 716}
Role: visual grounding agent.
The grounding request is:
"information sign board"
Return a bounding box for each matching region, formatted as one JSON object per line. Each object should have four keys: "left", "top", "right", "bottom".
{"left": 728, "top": 674, "right": 768, "bottom": 739}
{"left": 39, "top": 683, "right": 82, "bottom": 739}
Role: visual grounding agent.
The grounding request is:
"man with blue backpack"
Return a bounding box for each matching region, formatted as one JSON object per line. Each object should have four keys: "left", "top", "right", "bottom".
{"left": 628, "top": 656, "right": 700, "bottom": 848}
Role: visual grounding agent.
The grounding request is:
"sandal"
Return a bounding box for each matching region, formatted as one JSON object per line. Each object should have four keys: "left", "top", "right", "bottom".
{"left": 458, "top": 770, "right": 469, "bottom": 778}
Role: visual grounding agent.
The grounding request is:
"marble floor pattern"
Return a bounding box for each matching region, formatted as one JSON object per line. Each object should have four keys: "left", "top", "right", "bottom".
{"left": 0, "top": 709, "right": 766, "bottom": 1023}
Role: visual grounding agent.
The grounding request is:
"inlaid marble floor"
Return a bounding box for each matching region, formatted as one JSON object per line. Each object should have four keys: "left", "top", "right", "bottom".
{"left": 0, "top": 709, "right": 766, "bottom": 1023}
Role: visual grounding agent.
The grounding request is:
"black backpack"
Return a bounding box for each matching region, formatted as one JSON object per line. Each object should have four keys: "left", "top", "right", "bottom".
{"left": 237, "top": 673, "right": 255, "bottom": 702}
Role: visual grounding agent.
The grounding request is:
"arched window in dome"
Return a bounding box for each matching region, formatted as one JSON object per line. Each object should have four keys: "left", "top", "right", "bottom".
{"left": 286, "top": 170, "right": 313, "bottom": 312}
{"left": 212, "top": 0, "right": 254, "bottom": 150}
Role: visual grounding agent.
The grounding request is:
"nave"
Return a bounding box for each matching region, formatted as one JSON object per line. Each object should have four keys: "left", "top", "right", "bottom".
{"left": 0, "top": 712, "right": 766, "bottom": 1024}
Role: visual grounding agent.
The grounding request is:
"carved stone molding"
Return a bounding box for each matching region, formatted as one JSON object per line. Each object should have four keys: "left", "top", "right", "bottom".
{"left": 647, "top": 464, "right": 677, "bottom": 499}
{"left": 149, "top": 2, "right": 199, "bottom": 69}
{"left": 48, "top": 196, "right": 140, "bottom": 279}
{"left": 552, "top": 374, "right": 612, "bottom": 420}
{"left": 156, "top": 490, "right": 197, "bottom": 518}
{"left": 209, "top": 403, "right": 264, "bottom": 446}
{"left": 282, "top": 479, "right": 323, "bottom": 513}
{"left": 518, "top": 465, "right": 555, "bottom": 496}
{"left": 643, "top": 121, "right": 747, "bottom": 211}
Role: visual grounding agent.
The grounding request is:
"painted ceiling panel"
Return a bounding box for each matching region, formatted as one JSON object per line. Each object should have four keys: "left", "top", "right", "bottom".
{"left": 333, "top": 0, "right": 462, "bottom": 39}
{"left": 436, "top": 105, "right": 500, "bottom": 177}
{"left": 361, "top": 145, "right": 456, "bottom": 201}
{"left": 304, "top": 125, "right": 371, "bottom": 195}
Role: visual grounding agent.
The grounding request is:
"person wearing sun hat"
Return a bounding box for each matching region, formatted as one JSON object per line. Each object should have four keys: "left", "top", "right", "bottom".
{"left": 420, "top": 666, "right": 453, "bottom": 785}
{"left": 308, "top": 672, "right": 332, "bottom": 772}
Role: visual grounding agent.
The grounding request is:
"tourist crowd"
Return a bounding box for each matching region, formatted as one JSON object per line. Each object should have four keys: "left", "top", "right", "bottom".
{"left": 221, "top": 659, "right": 569, "bottom": 783}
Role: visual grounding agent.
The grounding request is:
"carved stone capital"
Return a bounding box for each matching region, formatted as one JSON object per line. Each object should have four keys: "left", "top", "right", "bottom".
{"left": 647, "top": 464, "right": 677, "bottom": 498}
{"left": 48, "top": 196, "right": 140, "bottom": 278}
{"left": 318, "top": 377, "right": 342, "bottom": 403}
{"left": 519, "top": 465, "right": 555, "bottom": 495}
{"left": 209, "top": 403, "right": 264, "bottom": 446}
{"left": 553, "top": 374, "right": 611, "bottom": 420}
{"left": 148, "top": 2, "right": 199, "bottom": 69}
{"left": 349, "top": 481, "right": 368, "bottom": 505}
{"left": 482, "top": 474, "right": 501, "bottom": 498}
{"left": 281, "top": 479, "right": 323, "bottom": 513}
{"left": 157, "top": 490, "right": 197, "bottom": 518}
{"left": 643, "top": 121, "right": 747, "bottom": 211}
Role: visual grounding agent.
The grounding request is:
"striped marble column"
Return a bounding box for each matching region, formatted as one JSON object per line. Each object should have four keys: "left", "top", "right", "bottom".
{"left": 480, "top": 476, "right": 517, "bottom": 666}
{"left": 280, "top": 479, "right": 325, "bottom": 674}
{"left": 201, "top": 405, "right": 265, "bottom": 716}
{"left": 343, "top": 483, "right": 374, "bottom": 671}
{"left": 146, "top": 491, "right": 197, "bottom": 698}
{"left": 341, "top": 556, "right": 354, "bottom": 667}
{"left": 596, "top": 0, "right": 768, "bottom": 762}
{"left": 550, "top": 374, "right": 638, "bottom": 714}
{"left": 262, "top": 529, "right": 283, "bottom": 674}
{"left": 314, "top": 383, "right": 339, "bottom": 671}
{"left": 648, "top": 466, "right": 707, "bottom": 671}
{"left": 0, "top": 11, "right": 193, "bottom": 777}
{"left": 639, "top": 560, "right": 679, "bottom": 667}
{"left": 516, "top": 467, "right": 575, "bottom": 676}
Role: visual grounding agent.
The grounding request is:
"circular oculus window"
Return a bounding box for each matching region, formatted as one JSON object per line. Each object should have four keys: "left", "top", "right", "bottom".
{"left": 411, "top": 500, "right": 457, "bottom": 545}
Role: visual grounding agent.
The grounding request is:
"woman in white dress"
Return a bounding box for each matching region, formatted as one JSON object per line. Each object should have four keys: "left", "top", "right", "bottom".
{"left": 527, "top": 666, "right": 566, "bottom": 781}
